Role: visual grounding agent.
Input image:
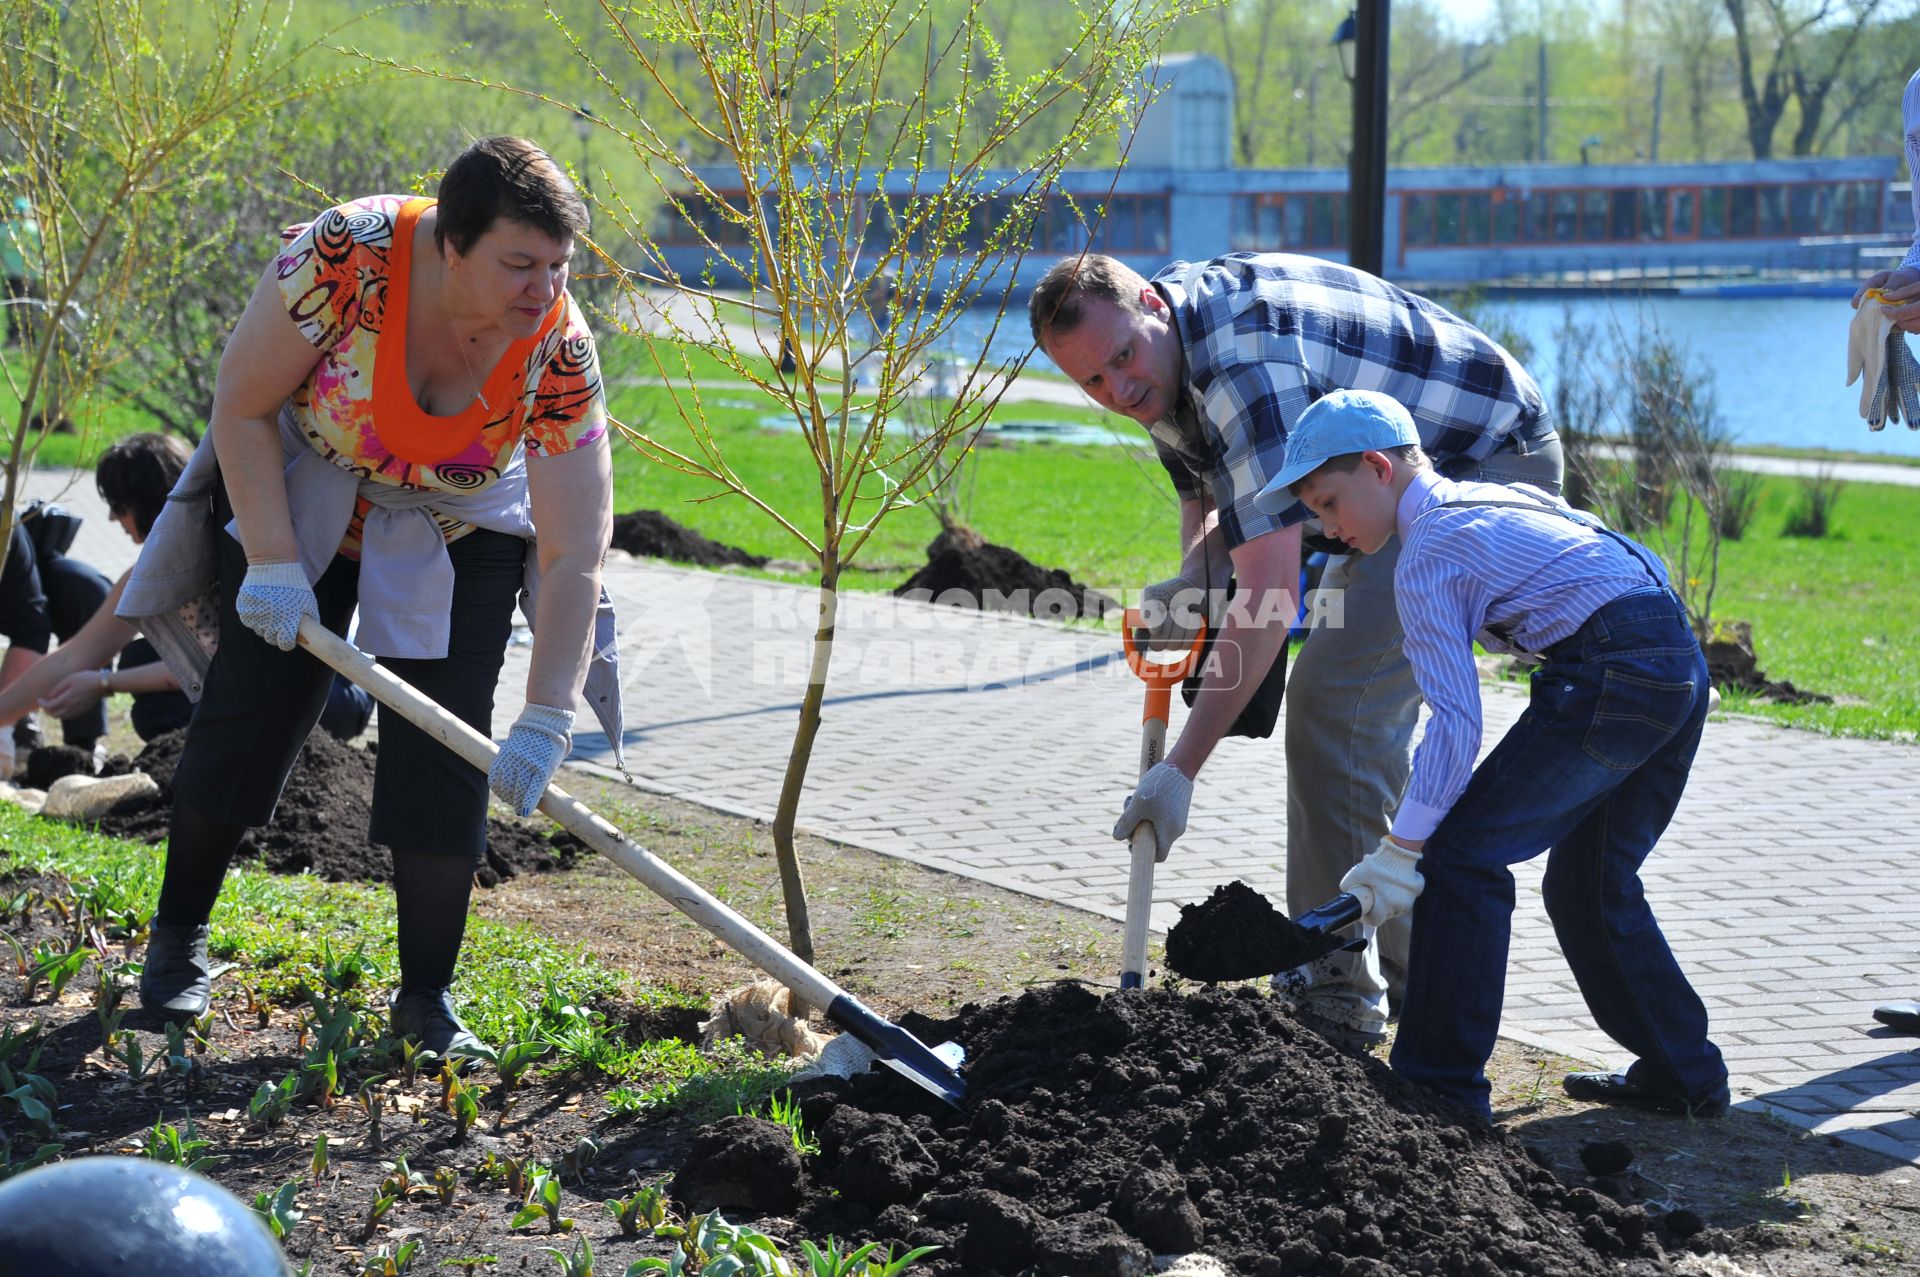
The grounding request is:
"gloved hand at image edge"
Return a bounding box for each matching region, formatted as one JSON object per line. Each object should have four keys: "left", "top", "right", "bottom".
{"left": 235, "top": 560, "right": 319, "bottom": 651}
{"left": 1139, "top": 572, "right": 1229, "bottom": 653}
{"left": 1113, "top": 760, "right": 1192, "bottom": 862}
{"left": 1339, "top": 835, "right": 1426, "bottom": 928}
{"left": 489, "top": 702, "right": 575, "bottom": 816}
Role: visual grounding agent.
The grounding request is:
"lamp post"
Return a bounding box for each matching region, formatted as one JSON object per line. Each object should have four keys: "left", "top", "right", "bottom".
{"left": 572, "top": 104, "right": 596, "bottom": 196}
{"left": 1332, "top": 2, "right": 1390, "bottom": 279}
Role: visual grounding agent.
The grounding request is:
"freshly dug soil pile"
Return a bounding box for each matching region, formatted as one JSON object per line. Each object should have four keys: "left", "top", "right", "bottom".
{"left": 894, "top": 527, "right": 1117, "bottom": 621}
{"left": 681, "top": 985, "right": 1682, "bottom": 1276}
{"left": 24, "top": 744, "right": 93, "bottom": 790}
{"left": 610, "top": 509, "right": 767, "bottom": 568}
{"left": 1702, "top": 621, "right": 1828, "bottom": 704}
{"left": 92, "top": 729, "right": 581, "bottom": 888}
{"left": 1165, "top": 880, "right": 1346, "bottom": 982}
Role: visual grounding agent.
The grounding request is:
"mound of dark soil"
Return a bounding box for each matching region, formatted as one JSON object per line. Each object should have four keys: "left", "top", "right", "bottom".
{"left": 678, "top": 984, "right": 1677, "bottom": 1276}
{"left": 1165, "top": 880, "right": 1345, "bottom": 982}
{"left": 894, "top": 527, "right": 1117, "bottom": 622}
{"left": 610, "top": 509, "right": 767, "bottom": 568}
{"left": 93, "top": 729, "right": 581, "bottom": 888}
{"left": 24, "top": 745, "right": 93, "bottom": 790}
{"left": 1701, "top": 620, "right": 1827, "bottom": 704}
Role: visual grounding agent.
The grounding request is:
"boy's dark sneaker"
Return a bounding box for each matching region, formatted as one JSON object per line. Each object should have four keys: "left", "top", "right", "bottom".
{"left": 1563, "top": 1070, "right": 1729, "bottom": 1118}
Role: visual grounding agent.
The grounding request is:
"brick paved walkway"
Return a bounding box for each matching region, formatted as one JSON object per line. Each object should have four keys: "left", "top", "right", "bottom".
{"left": 29, "top": 468, "right": 1919, "bottom": 1165}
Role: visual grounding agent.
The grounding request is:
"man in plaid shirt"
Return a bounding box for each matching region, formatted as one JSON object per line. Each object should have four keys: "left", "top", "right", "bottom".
{"left": 1032, "top": 251, "right": 1561, "bottom": 1047}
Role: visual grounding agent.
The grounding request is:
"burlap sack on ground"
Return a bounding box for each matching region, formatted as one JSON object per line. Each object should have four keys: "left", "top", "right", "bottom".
{"left": 698, "top": 978, "right": 831, "bottom": 1058}
{"left": 40, "top": 772, "right": 159, "bottom": 822}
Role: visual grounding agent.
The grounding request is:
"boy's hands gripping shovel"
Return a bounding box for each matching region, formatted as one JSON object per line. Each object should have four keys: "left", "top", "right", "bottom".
{"left": 294, "top": 617, "right": 967, "bottom": 1107}
{"left": 1114, "top": 612, "right": 1208, "bottom": 990}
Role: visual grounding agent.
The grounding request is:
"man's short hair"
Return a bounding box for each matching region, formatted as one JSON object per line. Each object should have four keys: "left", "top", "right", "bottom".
{"left": 1028, "top": 254, "right": 1149, "bottom": 348}
{"left": 1289, "top": 443, "right": 1431, "bottom": 496}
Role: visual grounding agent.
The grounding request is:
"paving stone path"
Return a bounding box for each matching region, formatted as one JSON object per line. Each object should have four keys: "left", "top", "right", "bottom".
{"left": 30, "top": 467, "right": 1919, "bottom": 1164}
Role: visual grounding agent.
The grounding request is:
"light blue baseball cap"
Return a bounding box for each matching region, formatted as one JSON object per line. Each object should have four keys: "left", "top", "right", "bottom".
{"left": 1252, "top": 389, "right": 1420, "bottom": 513}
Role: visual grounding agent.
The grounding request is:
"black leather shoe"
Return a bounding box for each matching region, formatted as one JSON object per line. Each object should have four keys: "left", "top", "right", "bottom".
{"left": 390, "top": 988, "right": 491, "bottom": 1059}
{"left": 1873, "top": 1001, "right": 1920, "bottom": 1034}
{"left": 139, "top": 922, "right": 211, "bottom": 1019}
{"left": 1563, "top": 1070, "right": 1729, "bottom": 1118}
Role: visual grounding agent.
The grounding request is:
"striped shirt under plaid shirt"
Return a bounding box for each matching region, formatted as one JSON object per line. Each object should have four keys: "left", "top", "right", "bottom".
{"left": 1146, "top": 253, "right": 1551, "bottom": 547}
{"left": 1390, "top": 470, "right": 1668, "bottom": 842}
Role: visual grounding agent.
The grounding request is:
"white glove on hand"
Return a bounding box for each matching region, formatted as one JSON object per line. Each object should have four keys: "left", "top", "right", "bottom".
{"left": 1138, "top": 572, "right": 1227, "bottom": 653}
{"left": 1339, "top": 835, "right": 1426, "bottom": 928}
{"left": 1848, "top": 295, "right": 1897, "bottom": 428}
{"left": 0, "top": 727, "right": 14, "bottom": 782}
{"left": 235, "top": 560, "right": 319, "bottom": 652}
{"left": 1113, "top": 761, "right": 1192, "bottom": 862}
{"left": 489, "top": 703, "right": 574, "bottom": 816}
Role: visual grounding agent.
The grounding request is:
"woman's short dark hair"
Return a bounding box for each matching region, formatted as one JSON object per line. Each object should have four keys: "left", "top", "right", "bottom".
{"left": 434, "top": 136, "right": 588, "bottom": 257}
{"left": 96, "top": 432, "right": 193, "bottom": 539}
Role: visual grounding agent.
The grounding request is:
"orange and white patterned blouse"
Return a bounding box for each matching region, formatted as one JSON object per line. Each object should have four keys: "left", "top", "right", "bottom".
{"left": 274, "top": 194, "right": 607, "bottom": 552}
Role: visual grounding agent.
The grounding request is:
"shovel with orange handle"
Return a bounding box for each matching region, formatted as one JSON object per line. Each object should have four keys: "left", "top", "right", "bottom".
{"left": 1118, "top": 610, "right": 1209, "bottom": 990}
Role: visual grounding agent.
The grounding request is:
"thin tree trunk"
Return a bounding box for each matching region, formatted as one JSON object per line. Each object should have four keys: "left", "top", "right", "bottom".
{"left": 769, "top": 558, "right": 837, "bottom": 1014}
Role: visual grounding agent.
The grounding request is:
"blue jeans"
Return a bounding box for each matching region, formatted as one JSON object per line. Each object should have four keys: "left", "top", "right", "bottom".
{"left": 1390, "top": 586, "right": 1728, "bottom": 1121}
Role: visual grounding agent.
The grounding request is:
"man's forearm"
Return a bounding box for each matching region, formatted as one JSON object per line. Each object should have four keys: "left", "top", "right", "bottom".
{"left": 1166, "top": 616, "right": 1289, "bottom": 779}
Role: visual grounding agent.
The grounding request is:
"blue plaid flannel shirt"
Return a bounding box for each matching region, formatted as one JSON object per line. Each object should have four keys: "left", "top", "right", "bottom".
{"left": 1146, "top": 253, "right": 1551, "bottom": 548}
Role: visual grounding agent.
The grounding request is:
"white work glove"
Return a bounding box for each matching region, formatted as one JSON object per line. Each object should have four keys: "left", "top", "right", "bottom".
{"left": 1339, "top": 835, "right": 1426, "bottom": 928}
{"left": 1138, "top": 572, "right": 1228, "bottom": 653}
{"left": 1113, "top": 761, "right": 1191, "bottom": 862}
{"left": 0, "top": 727, "right": 14, "bottom": 782}
{"left": 235, "top": 560, "right": 319, "bottom": 651}
{"left": 489, "top": 703, "right": 574, "bottom": 816}
{"left": 1848, "top": 293, "right": 1898, "bottom": 428}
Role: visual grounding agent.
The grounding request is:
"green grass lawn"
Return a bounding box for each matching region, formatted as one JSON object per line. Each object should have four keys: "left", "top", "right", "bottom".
{"left": 9, "top": 336, "right": 1917, "bottom": 738}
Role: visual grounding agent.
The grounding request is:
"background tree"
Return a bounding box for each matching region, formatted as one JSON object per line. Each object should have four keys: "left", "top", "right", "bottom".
{"left": 372, "top": 0, "right": 1202, "bottom": 982}
{"left": 0, "top": 0, "right": 367, "bottom": 538}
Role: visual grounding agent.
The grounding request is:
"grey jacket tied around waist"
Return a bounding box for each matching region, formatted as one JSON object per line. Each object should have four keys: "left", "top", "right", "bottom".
{"left": 116, "top": 409, "right": 626, "bottom": 767}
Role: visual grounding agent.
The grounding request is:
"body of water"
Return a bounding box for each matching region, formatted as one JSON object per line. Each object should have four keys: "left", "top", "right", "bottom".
{"left": 946, "top": 294, "right": 1920, "bottom": 459}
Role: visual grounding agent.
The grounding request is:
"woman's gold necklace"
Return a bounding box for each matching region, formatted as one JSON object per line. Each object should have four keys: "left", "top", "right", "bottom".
{"left": 441, "top": 271, "right": 492, "bottom": 410}
{"left": 453, "top": 332, "right": 491, "bottom": 410}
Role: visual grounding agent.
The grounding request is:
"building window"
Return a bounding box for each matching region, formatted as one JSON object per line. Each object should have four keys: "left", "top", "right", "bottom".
{"left": 1463, "top": 193, "right": 1492, "bottom": 245}
{"left": 1492, "top": 193, "right": 1520, "bottom": 243}
{"left": 1757, "top": 185, "right": 1788, "bottom": 236}
{"left": 1700, "top": 187, "right": 1726, "bottom": 238}
{"left": 656, "top": 191, "right": 751, "bottom": 247}
{"left": 1671, "top": 189, "right": 1696, "bottom": 237}
{"left": 1637, "top": 189, "right": 1666, "bottom": 240}
{"left": 1404, "top": 193, "right": 1437, "bottom": 247}
{"left": 1728, "top": 186, "right": 1757, "bottom": 236}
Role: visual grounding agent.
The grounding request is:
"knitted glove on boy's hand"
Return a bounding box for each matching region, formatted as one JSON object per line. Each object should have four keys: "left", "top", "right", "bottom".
{"left": 235, "top": 560, "right": 319, "bottom": 651}
{"left": 1339, "top": 835, "right": 1425, "bottom": 928}
{"left": 488, "top": 703, "right": 574, "bottom": 816}
{"left": 1884, "top": 325, "right": 1920, "bottom": 430}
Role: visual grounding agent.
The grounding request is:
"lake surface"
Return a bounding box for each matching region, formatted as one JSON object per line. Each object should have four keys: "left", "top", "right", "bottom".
{"left": 948, "top": 295, "right": 1920, "bottom": 459}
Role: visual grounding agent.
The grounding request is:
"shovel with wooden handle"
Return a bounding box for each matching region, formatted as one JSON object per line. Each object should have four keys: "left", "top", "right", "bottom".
{"left": 295, "top": 617, "right": 967, "bottom": 1107}
{"left": 1117, "top": 611, "right": 1209, "bottom": 990}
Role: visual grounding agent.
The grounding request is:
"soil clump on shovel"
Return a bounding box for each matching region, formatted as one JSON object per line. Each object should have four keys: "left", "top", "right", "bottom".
{"left": 679, "top": 984, "right": 1685, "bottom": 1276}
{"left": 92, "top": 729, "right": 581, "bottom": 888}
{"left": 894, "top": 527, "right": 1118, "bottom": 621}
{"left": 1165, "top": 879, "right": 1347, "bottom": 982}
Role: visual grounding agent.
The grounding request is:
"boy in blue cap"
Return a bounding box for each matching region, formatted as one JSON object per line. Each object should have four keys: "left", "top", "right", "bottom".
{"left": 1253, "top": 387, "right": 1729, "bottom": 1123}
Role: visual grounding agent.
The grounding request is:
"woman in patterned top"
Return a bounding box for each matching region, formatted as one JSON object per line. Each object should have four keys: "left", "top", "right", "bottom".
{"left": 128, "top": 137, "right": 614, "bottom": 1056}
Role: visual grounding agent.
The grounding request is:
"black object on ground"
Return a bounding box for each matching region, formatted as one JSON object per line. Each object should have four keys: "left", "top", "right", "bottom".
{"left": 1165, "top": 880, "right": 1346, "bottom": 983}
{"left": 674, "top": 983, "right": 1685, "bottom": 1276}
{"left": 610, "top": 509, "right": 767, "bottom": 568}
{"left": 1579, "top": 1140, "right": 1635, "bottom": 1176}
{"left": 24, "top": 745, "right": 92, "bottom": 790}
{"left": 93, "top": 729, "right": 581, "bottom": 888}
{"left": 894, "top": 528, "right": 1116, "bottom": 621}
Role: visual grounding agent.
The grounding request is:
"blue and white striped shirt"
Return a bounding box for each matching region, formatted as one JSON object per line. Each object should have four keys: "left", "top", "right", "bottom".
{"left": 1147, "top": 253, "right": 1550, "bottom": 548}
{"left": 1391, "top": 470, "right": 1668, "bottom": 841}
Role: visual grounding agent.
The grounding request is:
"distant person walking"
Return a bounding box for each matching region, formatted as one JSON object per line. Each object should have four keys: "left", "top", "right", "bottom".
{"left": 1852, "top": 65, "right": 1920, "bottom": 1035}
{"left": 2, "top": 196, "right": 44, "bottom": 348}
